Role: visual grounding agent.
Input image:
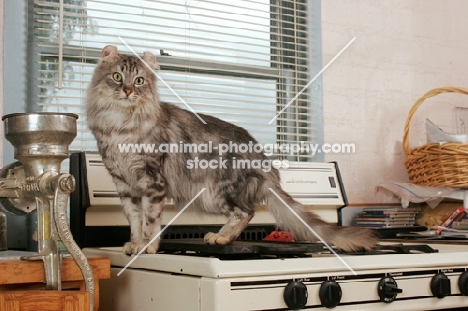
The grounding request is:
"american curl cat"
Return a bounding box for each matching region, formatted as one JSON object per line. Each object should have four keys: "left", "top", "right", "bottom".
{"left": 87, "top": 45, "right": 379, "bottom": 255}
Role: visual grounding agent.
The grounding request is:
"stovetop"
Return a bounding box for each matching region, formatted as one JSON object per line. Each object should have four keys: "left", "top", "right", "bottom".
{"left": 157, "top": 239, "right": 439, "bottom": 260}
{"left": 83, "top": 241, "right": 468, "bottom": 279}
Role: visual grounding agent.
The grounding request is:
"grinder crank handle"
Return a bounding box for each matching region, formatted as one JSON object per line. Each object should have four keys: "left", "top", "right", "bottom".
{"left": 53, "top": 173, "right": 95, "bottom": 311}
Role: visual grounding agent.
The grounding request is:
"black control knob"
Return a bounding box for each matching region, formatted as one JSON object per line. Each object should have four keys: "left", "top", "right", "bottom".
{"left": 458, "top": 271, "right": 468, "bottom": 296}
{"left": 378, "top": 276, "right": 402, "bottom": 303}
{"left": 319, "top": 280, "right": 342, "bottom": 308}
{"left": 431, "top": 272, "right": 451, "bottom": 298}
{"left": 283, "top": 281, "right": 308, "bottom": 310}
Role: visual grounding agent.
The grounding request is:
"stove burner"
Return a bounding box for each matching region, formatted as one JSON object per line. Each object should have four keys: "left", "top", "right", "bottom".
{"left": 159, "top": 240, "right": 439, "bottom": 259}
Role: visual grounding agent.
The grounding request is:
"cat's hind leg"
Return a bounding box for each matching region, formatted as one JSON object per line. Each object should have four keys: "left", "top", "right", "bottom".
{"left": 204, "top": 207, "right": 254, "bottom": 245}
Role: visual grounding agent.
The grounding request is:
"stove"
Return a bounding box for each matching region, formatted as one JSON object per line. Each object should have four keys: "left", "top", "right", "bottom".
{"left": 70, "top": 152, "right": 468, "bottom": 310}
{"left": 83, "top": 242, "right": 468, "bottom": 311}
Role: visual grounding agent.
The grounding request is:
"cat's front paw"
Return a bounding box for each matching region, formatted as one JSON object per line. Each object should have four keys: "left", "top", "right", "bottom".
{"left": 204, "top": 232, "right": 232, "bottom": 245}
{"left": 123, "top": 241, "right": 159, "bottom": 255}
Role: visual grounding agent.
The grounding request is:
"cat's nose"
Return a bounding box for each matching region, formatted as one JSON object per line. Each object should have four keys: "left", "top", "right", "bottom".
{"left": 124, "top": 89, "right": 133, "bottom": 96}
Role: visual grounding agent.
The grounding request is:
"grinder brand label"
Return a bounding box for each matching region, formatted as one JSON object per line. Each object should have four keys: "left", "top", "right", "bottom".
{"left": 19, "top": 182, "right": 40, "bottom": 192}
{"left": 20, "top": 176, "right": 40, "bottom": 192}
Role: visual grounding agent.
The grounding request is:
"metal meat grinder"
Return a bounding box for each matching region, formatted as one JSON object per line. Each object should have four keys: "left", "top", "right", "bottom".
{"left": 0, "top": 113, "right": 94, "bottom": 310}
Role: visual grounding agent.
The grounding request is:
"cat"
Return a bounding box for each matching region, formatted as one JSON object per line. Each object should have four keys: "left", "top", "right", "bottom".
{"left": 86, "top": 45, "right": 379, "bottom": 255}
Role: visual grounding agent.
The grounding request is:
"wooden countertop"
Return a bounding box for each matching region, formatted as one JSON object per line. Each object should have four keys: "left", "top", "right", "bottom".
{"left": 0, "top": 256, "right": 110, "bottom": 285}
{"left": 0, "top": 256, "right": 110, "bottom": 311}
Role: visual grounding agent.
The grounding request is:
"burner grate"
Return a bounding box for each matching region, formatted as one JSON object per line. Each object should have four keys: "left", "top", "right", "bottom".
{"left": 336, "top": 244, "right": 439, "bottom": 255}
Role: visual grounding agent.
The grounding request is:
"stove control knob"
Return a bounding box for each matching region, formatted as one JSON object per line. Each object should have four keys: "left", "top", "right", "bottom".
{"left": 319, "top": 280, "right": 342, "bottom": 308}
{"left": 283, "top": 281, "right": 308, "bottom": 310}
{"left": 378, "top": 277, "right": 402, "bottom": 303}
{"left": 458, "top": 271, "right": 468, "bottom": 296}
{"left": 431, "top": 272, "right": 451, "bottom": 298}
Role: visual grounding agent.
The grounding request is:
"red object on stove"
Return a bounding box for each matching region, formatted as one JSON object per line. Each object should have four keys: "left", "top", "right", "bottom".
{"left": 436, "top": 206, "right": 465, "bottom": 234}
{"left": 263, "top": 231, "right": 295, "bottom": 242}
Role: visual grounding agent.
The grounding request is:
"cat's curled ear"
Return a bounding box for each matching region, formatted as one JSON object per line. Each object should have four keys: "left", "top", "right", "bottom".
{"left": 143, "top": 52, "right": 160, "bottom": 70}
{"left": 102, "top": 45, "right": 119, "bottom": 58}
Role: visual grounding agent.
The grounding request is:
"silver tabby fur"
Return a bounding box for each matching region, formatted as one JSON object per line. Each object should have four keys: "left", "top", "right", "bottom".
{"left": 87, "top": 45, "right": 379, "bottom": 255}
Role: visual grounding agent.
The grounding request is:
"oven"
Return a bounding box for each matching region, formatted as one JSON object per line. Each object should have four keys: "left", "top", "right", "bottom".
{"left": 70, "top": 152, "right": 468, "bottom": 310}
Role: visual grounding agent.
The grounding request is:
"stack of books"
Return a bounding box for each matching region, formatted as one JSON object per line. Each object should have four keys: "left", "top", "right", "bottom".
{"left": 354, "top": 206, "right": 421, "bottom": 228}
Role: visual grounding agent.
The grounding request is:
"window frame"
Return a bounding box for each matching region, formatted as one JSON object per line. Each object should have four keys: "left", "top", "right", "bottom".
{"left": 5, "top": 0, "right": 323, "bottom": 162}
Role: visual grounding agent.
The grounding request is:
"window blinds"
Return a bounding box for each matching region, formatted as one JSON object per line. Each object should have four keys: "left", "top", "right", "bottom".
{"left": 29, "top": 0, "right": 322, "bottom": 161}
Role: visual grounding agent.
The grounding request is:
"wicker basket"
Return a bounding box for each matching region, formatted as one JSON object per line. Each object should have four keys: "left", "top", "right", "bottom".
{"left": 404, "top": 86, "right": 468, "bottom": 188}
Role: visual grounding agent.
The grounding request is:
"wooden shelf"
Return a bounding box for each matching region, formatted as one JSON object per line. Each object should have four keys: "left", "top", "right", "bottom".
{"left": 0, "top": 256, "right": 110, "bottom": 311}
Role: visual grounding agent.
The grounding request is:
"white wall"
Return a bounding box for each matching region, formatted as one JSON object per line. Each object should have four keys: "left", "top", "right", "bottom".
{"left": 321, "top": 0, "right": 468, "bottom": 204}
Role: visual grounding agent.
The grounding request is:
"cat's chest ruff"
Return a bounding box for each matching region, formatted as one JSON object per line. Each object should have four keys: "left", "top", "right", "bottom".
{"left": 95, "top": 115, "right": 156, "bottom": 143}
{"left": 104, "top": 152, "right": 156, "bottom": 175}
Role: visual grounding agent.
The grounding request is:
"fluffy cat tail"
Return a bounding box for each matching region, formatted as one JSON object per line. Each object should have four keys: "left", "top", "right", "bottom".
{"left": 264, "top": 184, "right": 379, "bottom": 252}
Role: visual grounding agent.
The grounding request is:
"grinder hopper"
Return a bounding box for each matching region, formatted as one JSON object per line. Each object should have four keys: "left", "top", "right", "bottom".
{"left": 0, "top": 113, "right": 77, "bottom": 214}
{"left": 0, "top": 113, "right": 94, "bottom": 310}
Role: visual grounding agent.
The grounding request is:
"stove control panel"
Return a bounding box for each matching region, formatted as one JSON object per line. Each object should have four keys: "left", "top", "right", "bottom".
{"left": 226, "top": 267, "right": 468, "bottom": 310}
{"left": 81, "top": 154, "right": 346, "bottom": 226}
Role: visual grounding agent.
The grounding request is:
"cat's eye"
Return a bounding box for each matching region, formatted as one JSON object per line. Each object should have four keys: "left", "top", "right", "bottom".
{"left": 134, "top": 77, "right": 145, "bottom": 85}
{"left": 112, "top": 72, "right": 122, "bottom": 82}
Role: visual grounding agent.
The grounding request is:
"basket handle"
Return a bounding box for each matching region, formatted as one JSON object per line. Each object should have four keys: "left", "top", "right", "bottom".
{"left": 403, "top": 86, "right": 468, "bottom": 154}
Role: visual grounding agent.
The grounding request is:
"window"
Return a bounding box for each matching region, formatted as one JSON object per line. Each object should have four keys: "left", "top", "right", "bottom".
{"left": 22, "top": 0, "right": 322, "bottom": 161}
